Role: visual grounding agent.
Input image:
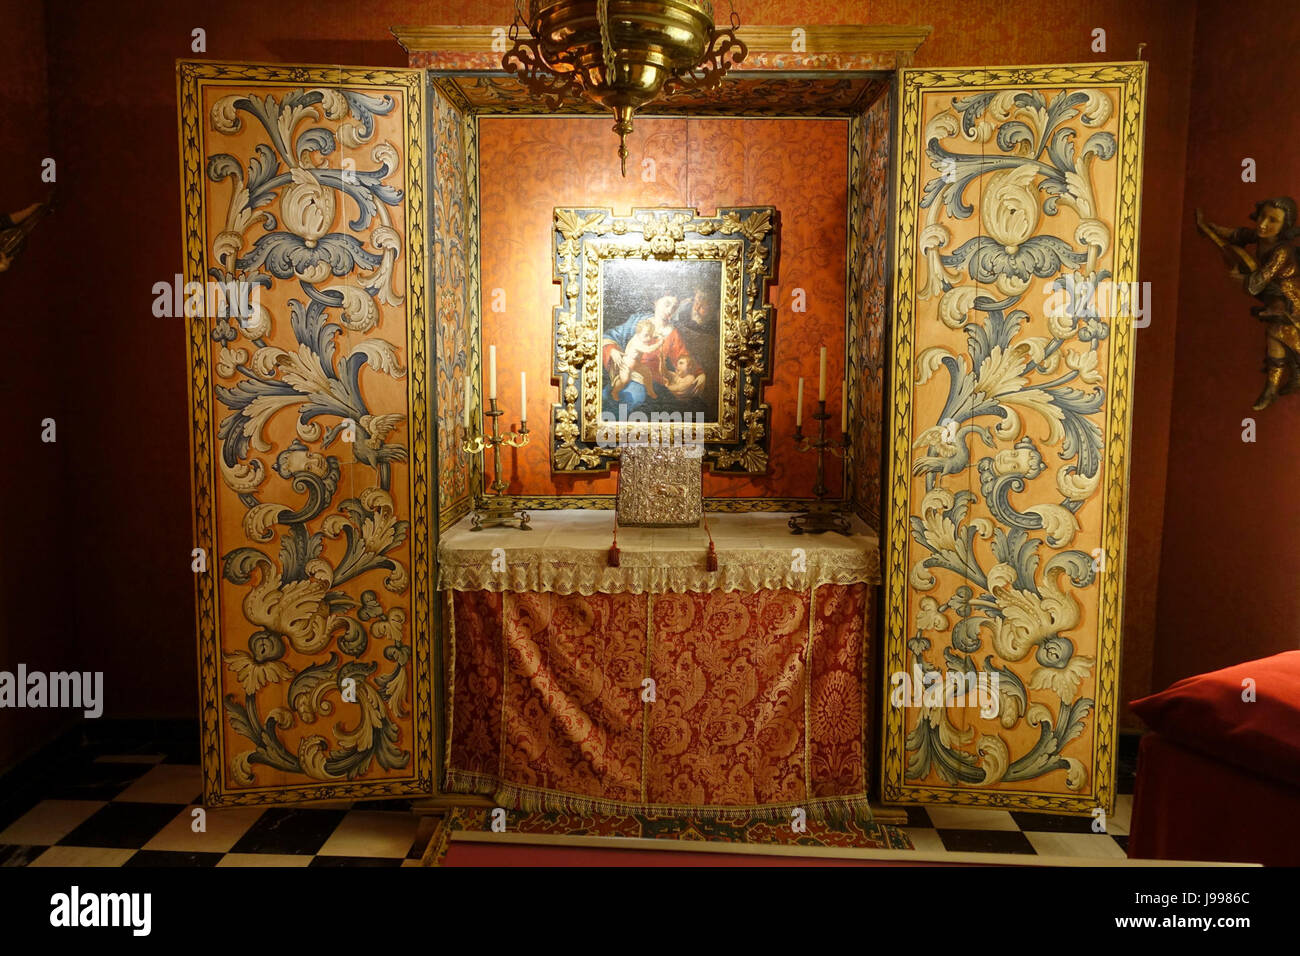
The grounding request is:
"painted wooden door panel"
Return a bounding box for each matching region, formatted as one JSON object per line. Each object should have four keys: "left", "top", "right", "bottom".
{"left": 178, "top": 62, "right": 434, "bottom": 806}
{"left": 882, "top": 64, "right": 1146, "bottom": 813}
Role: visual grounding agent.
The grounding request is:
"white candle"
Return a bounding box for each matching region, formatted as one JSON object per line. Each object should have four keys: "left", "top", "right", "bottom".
{"left": 818, "top": 347, "right": 827, "bottom": 401}
{"left": 464, "top": 375, "right": 471, "bottom": 429}
{"left": 520, "top": 371, "right": 527, "bottom": 421}
{"left": 841, "top": 380, "right": 848, "bottom": 433}
{"left": 488, "top": 345, "right": 497, "bottom": 400}
{"left": 796, "top": 377, "right": 804, "bottom": 427}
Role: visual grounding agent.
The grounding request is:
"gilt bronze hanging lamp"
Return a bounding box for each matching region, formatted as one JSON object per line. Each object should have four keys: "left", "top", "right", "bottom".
{"left": 503, "top": 0, "right": 747, "bottom": 175}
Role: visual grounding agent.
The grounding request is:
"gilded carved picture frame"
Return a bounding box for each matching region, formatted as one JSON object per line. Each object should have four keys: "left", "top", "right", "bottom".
{"left": 550, "top": 206, "right": 778, "bottom": 473}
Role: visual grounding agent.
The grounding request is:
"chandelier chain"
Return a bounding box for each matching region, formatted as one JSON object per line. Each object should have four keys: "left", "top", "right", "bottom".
{"left": 504, "top": 0, "right": 745, "bottom": 176}
{"left": 509, "top": 0, "right": 527, "bottom": 41}
{"left": 597, "top": 0, "right": 618, "bottom": 76}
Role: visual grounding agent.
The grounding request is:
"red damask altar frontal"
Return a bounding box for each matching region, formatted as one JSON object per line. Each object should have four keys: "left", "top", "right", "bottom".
{"left": 439, "top": 512, "right": 879, "bottom": 819}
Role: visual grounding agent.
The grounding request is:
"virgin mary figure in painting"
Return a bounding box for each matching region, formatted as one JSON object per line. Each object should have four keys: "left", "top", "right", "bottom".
{"left": 601, "top": 285, "right": 707, "bottom": 419}
{"left": 1197, "top": 197, "right": 1300, "bottom": 409}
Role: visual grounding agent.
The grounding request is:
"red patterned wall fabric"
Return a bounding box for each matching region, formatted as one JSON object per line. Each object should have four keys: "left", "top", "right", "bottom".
{"left": 446, "top": 584, "right": 870, "bottom": 818}
{"left": 477, "top": 116, "right": 849, "bottom": 501}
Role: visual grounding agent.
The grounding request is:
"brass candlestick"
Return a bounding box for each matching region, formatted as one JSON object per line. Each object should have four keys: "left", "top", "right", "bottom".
{"left": 463, "top": 398, "right": 531, "bottom": 530}
{"left": 789, "top": 400, "right": 851, "bottom": 535}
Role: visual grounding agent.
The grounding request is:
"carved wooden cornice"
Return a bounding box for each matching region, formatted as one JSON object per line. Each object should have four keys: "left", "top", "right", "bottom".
{"left": 391, "top": 23, "right": 931, "bottom": 68}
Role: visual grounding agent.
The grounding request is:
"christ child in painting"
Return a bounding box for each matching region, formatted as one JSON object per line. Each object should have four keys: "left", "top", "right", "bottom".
{"left": 609, "top": 319, "right": 663, "bottom": 401}
{"left": 602, "top": 288, "right": 706, "bottom": 414}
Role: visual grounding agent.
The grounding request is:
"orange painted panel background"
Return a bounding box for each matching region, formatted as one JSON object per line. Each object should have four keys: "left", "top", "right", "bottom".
{"left": 478, "top": 116, "right": 849, "bottom": 500}
{"left": 181, "top": 68, "right": 432, "bottom": 804}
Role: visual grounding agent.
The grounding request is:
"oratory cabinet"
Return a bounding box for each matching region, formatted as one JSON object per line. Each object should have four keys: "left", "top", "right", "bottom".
{"left": 177, "top": 25, "right": 1146, "bottom": 826}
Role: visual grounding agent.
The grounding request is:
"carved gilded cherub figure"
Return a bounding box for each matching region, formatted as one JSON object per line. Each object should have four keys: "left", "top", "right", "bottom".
{"left": 1196, "top": 197, "right": 1300, "bottom": 409}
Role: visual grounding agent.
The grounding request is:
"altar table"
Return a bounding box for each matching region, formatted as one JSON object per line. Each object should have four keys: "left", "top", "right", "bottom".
{"left": 437, "top": 510, "right": 881, "bottom": 819}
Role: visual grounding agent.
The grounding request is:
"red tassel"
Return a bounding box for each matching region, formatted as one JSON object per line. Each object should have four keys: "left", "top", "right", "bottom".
{"left": 609, "top": 500, "right": 620, "bottom": 566}
{"left": 703, "top": 511, "right": 719, "bottom": 571}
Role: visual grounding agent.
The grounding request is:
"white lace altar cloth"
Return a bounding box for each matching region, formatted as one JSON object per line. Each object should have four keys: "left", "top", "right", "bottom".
{"left": 436, "top": 510, "right": 880, "bottom": 595}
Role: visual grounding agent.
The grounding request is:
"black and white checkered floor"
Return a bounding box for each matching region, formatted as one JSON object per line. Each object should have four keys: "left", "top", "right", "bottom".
{"left": 0, "top": 722, "right": 1137, "bottom": 865}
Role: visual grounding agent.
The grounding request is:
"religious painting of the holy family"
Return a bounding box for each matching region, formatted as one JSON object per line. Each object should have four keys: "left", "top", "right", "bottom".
{"left": 550, "top": 206, "right": 776, "bottom": 474}
{"left": 598, "top": 258, "right": 723, "bottom": 425}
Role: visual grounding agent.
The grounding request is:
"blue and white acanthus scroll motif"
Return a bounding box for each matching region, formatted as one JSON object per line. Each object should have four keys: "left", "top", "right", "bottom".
{"left": 903, "top": 89, "right": 1120, "bottom": 791}
{"left": 203, "top": 88, "right": 414, "bottom": 786}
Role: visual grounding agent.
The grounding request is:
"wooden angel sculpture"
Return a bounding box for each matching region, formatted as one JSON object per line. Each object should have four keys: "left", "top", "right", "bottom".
{"left": 0, "top": 198, "right": 54, "bottom": 273}
{"left": 1196, "top": 197, "right": 1300, "bottom": 409}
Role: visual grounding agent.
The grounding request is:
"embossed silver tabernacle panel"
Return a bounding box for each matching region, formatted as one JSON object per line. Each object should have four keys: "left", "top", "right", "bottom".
{"left": 617, "top": 443, "right": 703, "bottom": 527}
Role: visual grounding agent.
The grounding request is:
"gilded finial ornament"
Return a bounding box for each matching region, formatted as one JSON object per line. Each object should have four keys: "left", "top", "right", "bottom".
{"left": 503, "top": 0, "right": 747, "bottom": 176}
{"left": 1196, "top": 198, "right": 1300, "bottom": 409}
